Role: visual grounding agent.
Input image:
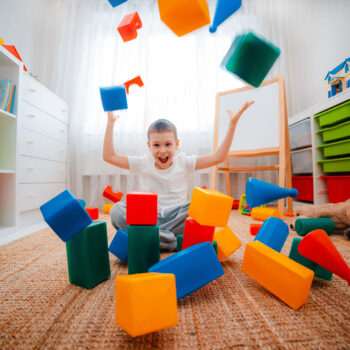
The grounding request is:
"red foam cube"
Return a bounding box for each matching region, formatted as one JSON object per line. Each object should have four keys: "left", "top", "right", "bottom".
{"left": 181, "top": 217, "right": 215, "bottom": 250}
{"left": 103, "top": 185, "right": 123, "bottom": 203}
{"left": 117, "top": 12, "right": 142, "bottom": 42}
{"left": 86, "top": 207, "right": 99, "bottom": 220}
{"left": 250, "top": 223, "right": 263, "bottom": 236}
{"left": 126, "top": 192, "right": 158, "bottom": 225}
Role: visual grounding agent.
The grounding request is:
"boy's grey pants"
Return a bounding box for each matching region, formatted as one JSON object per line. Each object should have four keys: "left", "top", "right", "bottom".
{"left": 110, "top": 201, "right": 190, "bottom": 251}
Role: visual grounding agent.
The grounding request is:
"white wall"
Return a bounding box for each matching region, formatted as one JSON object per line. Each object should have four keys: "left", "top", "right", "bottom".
{"left": 0, "top": 0, "right": 63, "bottom": 92}
{"left": 286, "top": 0, "right": 350, "bottom": 115}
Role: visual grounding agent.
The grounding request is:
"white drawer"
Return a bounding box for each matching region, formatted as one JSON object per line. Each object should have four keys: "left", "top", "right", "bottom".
{"left": 289, "top": 118, "right": 312, "bottom": 150}
{"left": 20, "top": 101, "right": 68, "bottom": 143}
{"left": 18, "top": 156, "right": 67, "bottom": 183}
{"left": 19, "top": 128, "right": 67, "bottom": 163}
{"left": 18, "top": 183, "right": 67, "bottom": 212}
{"left": 291, "top": 147, "right": 313, "bottom": 175}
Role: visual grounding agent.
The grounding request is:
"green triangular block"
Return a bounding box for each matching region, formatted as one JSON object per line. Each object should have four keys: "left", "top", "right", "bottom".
{"left": 66, "top": 221, "right": 111, "bottom": 289}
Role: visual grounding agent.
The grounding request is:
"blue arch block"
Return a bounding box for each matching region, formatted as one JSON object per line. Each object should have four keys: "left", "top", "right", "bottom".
{"left": 246, "top": 177, "right": 298, "bottom": 208}
{"left": 109, "top": 229, "right": 128, "bottom": 263}
{"left": 210, "top": 0, "right": 242, "bottom": 33}
{"left": 254, "top": 217, "right": 289, "bottom": 252}
{"left": 100, "top": 85, "right": 128, "bottom": 111}
{"left": 107, "top": 0, "right": 127, "bottom": 7}
{"left": 149, "top": 241, "right": 224, "bottom": 299}
{"left": 40, "top": 190, "right": 92, "bottom": 242}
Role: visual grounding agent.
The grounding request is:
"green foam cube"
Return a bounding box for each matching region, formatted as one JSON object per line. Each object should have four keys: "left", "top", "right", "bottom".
{"left": 66, "top": 221, "right": 111, "bottom": 289}
{"left": 221, "top": 31, "right": 281, "bottom": 87}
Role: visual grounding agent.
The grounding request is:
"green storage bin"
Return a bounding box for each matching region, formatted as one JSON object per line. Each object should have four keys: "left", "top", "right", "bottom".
{"left": 318, "top": 139, "right": 350, "bottom": 158}
{"left": 317, "top": 120, "right": 350, "bottom": 143}
{"left": 314, "top": 100, "right": 350, "bottom": 127}
{"left": 318, "top": 156, "right": 350, "bottom": 173}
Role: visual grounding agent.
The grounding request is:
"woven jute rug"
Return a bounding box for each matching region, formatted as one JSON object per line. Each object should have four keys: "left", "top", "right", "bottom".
{"left": 0, "top": 211, "right": 349, "bottom": 350}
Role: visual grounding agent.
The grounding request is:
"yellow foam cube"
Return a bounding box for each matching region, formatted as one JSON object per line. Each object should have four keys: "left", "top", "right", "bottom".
{"left": 115, "top": 272, "right": 178, "bottom": 337}
{"left": 158, "top": 0, "right": 211, "bottom": 37}
{"left": 188, "top": 187, "right": 233, "bottom": 227}
{"left": 242, "top": 241, "right": 314, "bottom": 310}
{"left": 251, "top": 207, "right": 280, "bottom": 221}
{"left": 213, "top": 226, "right": 241, "bottom": 261}
{"left": 103, "top": 203, "right": 114, "bottom": 214}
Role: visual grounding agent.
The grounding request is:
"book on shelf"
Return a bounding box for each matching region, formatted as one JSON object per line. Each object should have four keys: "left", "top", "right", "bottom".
{"left": 0, "top": 79, "right": 13, "bottom": 111}
{"left": 9, "top": 85, "right": 16, "bottom": 114}
{"left": 6, "top": 84, "right": 16, "bottom": 113}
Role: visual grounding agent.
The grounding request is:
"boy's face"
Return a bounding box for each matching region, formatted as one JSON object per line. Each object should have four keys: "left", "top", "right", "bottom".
{"left": 147, "top": 131, "right": 179, "bottom": 170}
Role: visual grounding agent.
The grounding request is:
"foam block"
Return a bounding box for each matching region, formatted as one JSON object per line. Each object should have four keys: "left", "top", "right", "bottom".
{"left": 78, "top": 199, "right": 86, "bottom": 208}
{"left": 213, "top": 226, "right": 241, "bottom": 261}
{"left": 103, "top": 203, "right": 114, "bottom": 214}
{"left": 128, "top": 224, "right": 160, "bottom": 274}
{"left": 116, "top": 273, "right": 178, "bottom": 337}
{"left": 295, "top": 218, "right": 335, "bottom": 237}
{"left": 126, "top": 192, "right": 158, "bottom": 225}
{"left": 289, "top": 237, "right": 332, "bottom": 281}
{"left": 109, "top": 229, "right": 128, "bottom": 263}
{"left": 181, "top": 217, "right": 215, "bottom": 250}
{"left": 254, "top": 217, "right": 289, "bottom": 252}
{"left": 108, "top": 0, "right": 127, "bottom": 7}
{"left": 117, "top": 12, "right": 142, "bottom": 42}
{"left": 40, "top": 189, "right": 92, "bottom": 242}
{"left": 158, "top": 0, "right": 211, "bottom": 37}
{"left": 251, "top": 207, "right": 280, "bottom": 221}
{"left": 85, "top": 207, "right": 99, "bottom": 220}
{"left": 177, "top": 234, "right": 183, "bottom": 252}
{"left": 250, "top": 223, "right": 262, "bottom": 236}
{"left": 209, "top": 0, "right": 241, "bottom": 33}
{"left": 103, "top": 185, "right": 123, "bottom": 203}
{"left": 188, "top": 187, "right": 233, "bottom": 227}
{"left": 100, "top": 85, "right": 128, "bottom": 112}
{"left": 149, "top": 241, "right": 224, "bottom": 299}
{"left": 242, "top": 241, "right": 314, "bottom": 310}
{"left": 221, "top": 32, "right": 281, "bottom": 87}
{"left": 246, "top": 177, "right": 298, "bottom": 208}
{"left": 124, "top": 76, "right": 144, "bottom": 94}
{"left": 66, "top": 221, "right": 111, "bottom": 289}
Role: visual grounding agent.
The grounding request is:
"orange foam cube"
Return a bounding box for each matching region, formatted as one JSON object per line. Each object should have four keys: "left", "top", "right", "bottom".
{"left": 158, "top": 0, "right": 211, "bottom": 37}
{"left": 115, "top": 273, "right": 178, "bottom": 337}
{"left": 103, "top": 203, "right": 114, "bottom": 214}
{"left": 188, "top": 187, "right": 233, "bottom": 227}
{"left": 242, "top": 241, "right": 314, "bottom": 310}
{"left": 213, "top": 226, "right": 241, "bottom": 261}
{"left": 251, "top": 207, "right": 280, "bottom": 221}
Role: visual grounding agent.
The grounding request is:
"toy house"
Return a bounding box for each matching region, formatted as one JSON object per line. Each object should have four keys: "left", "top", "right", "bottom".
{"left": 325, "top": 57, "right": 350, "bottom": 98}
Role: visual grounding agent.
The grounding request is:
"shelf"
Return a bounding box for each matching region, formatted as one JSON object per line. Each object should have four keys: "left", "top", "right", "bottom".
{"left": 0, "top": 170, "right": 15, "bottom": 173}
{"left": 0, "top": 45, "right": 20, "bottom": 67}
{"left": 0, "top": 108, "right": 16, "bottom": 120}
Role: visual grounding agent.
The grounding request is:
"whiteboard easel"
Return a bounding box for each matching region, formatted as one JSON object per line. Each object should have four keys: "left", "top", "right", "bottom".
{"left": 211, "top": 76, "right": 293, "bottom": 213}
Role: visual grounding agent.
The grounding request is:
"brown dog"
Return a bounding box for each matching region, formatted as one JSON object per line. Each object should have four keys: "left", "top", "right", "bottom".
{"left": 290, "top": 199, "right": 350, "bottom": 240}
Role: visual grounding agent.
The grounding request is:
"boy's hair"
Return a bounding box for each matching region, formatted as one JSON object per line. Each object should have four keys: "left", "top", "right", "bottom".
{"left": 147, "top": 119, "right": 178, "bottom": 140}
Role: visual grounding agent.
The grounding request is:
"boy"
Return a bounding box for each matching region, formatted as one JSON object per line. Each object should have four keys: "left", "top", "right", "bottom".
{"left": 103, "top": 101, "right": 254, "bottom": 250}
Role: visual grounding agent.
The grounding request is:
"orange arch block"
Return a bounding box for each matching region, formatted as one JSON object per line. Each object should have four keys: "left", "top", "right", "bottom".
{"left": 158, "top": 0, "right": 211, "bottom": 37}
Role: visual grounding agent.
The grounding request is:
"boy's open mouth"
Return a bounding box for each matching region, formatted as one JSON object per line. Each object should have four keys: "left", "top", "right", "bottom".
{"left": 158, "top": 156, "right": 169, "bottom": 163}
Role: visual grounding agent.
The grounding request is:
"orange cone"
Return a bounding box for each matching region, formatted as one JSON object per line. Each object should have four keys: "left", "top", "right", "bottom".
{"left": 298, "top": 229, "right": 350, "bottom": 285}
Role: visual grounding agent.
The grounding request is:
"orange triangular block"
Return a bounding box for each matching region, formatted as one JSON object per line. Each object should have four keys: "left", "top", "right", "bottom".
{"left": 298, "top": 229, "right": 350, "bottom": 285}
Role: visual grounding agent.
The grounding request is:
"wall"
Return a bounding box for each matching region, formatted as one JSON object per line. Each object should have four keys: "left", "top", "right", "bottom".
{"left": 0, "top": 0, "right": 63, "bottom": 93}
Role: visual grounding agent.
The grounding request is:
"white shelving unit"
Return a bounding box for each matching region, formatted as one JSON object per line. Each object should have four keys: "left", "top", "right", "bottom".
{"left": 0, "top": 45, "right": 69, "bottom": 245}
{"left": 289, "top": 88, "right": 350, "bottom": 205}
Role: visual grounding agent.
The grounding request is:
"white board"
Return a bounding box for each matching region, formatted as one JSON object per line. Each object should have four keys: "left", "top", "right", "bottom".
{"left": 217, "top": 81, "right": 280, "bottom": 151}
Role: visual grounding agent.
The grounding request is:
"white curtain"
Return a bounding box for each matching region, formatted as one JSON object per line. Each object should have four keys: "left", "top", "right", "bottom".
{"left": 54, "top": 0, "right": 291, "bottom": 208}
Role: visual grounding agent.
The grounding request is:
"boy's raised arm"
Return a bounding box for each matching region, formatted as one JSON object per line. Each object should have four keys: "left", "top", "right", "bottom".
{"left": 103, "top": 112, "right": 130, "bottom": 170}
{"left": 195, "top": 101, "right": 254, "bottom": 170}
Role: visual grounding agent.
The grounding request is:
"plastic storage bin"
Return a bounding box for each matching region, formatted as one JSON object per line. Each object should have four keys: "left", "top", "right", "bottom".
{"left": 318, "top": 139, "right": 350, "bottom": 158}
{"left": 292, "top": 176, "right": 314, "bottom": 202}
{"left": 318, "top": 156, "right": 350, "bottom": 173}
{"left": 317, "top": 120, "right": 350, "bottom": 143}
{"left": 321, "top": 176, "right": 350, "bottom": 203}
{"left": 289, "top": 119, "right": 312, "bottom": 150}
{"left": 314, "top": 100, "right": 350, "bottom": 127}
{"left": 291, "top": 148, "right": 313, "bottom": 174}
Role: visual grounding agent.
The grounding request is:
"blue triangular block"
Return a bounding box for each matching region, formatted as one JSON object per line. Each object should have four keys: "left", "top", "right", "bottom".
{"left": 209, "top": 0, "right": 242, "bottom": 33}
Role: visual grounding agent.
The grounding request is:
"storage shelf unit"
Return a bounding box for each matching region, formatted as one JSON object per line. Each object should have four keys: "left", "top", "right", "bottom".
{"left": 0, "top": 45, "right": 69, "bottom": 243}
{"left": 289, "top": 88, "right": 350, "bottom": 205}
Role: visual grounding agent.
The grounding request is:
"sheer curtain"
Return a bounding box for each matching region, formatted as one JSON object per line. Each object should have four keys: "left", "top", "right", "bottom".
{"left": 54, "top": 0, "right": 290, "bottom": 207}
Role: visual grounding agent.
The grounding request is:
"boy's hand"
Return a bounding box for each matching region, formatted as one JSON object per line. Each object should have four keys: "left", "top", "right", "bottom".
{"left": 107, "top": 111, "right": 119, "bottom": 123}
{"left": 227, "top": 101, "right": 254, "bottom": 125}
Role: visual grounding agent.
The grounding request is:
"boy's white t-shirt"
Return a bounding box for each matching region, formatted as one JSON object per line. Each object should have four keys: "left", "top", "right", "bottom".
{"left": 128, "top": 152, "right": 197, "bottom": 209}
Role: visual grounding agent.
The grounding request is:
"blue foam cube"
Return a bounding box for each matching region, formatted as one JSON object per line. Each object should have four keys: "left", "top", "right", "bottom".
{"left": 40, "top": 190, "right": 92, "bottom": 242}
{"left": 108, "top": 0, "right": 127, "bottom": 7}
{"left": 78, "top": 199, "right": 86, "bottom": 208}
{"left": 149, "top": 241, "right": 224, "bottom": 299}
{"left": 254, "top": 216, "right": 289, "bottom": 252}
{"left": 100, "top": 85, "right": 128, "bottom": 112}
{"left": 109, "top": 229, "right": 128, "bottom": 263}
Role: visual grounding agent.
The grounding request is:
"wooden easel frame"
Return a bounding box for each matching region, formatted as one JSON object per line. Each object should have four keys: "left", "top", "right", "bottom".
{"left": 211, "top": 76, "right": 293, "bottom": 213}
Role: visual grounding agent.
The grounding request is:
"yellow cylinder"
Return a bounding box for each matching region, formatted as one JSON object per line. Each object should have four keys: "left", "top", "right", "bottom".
{"left": 103, "top": 203, "right": 114, "bottom": 214}
{"left": 251, "top": 207, "right": 280, "bottom": 221}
